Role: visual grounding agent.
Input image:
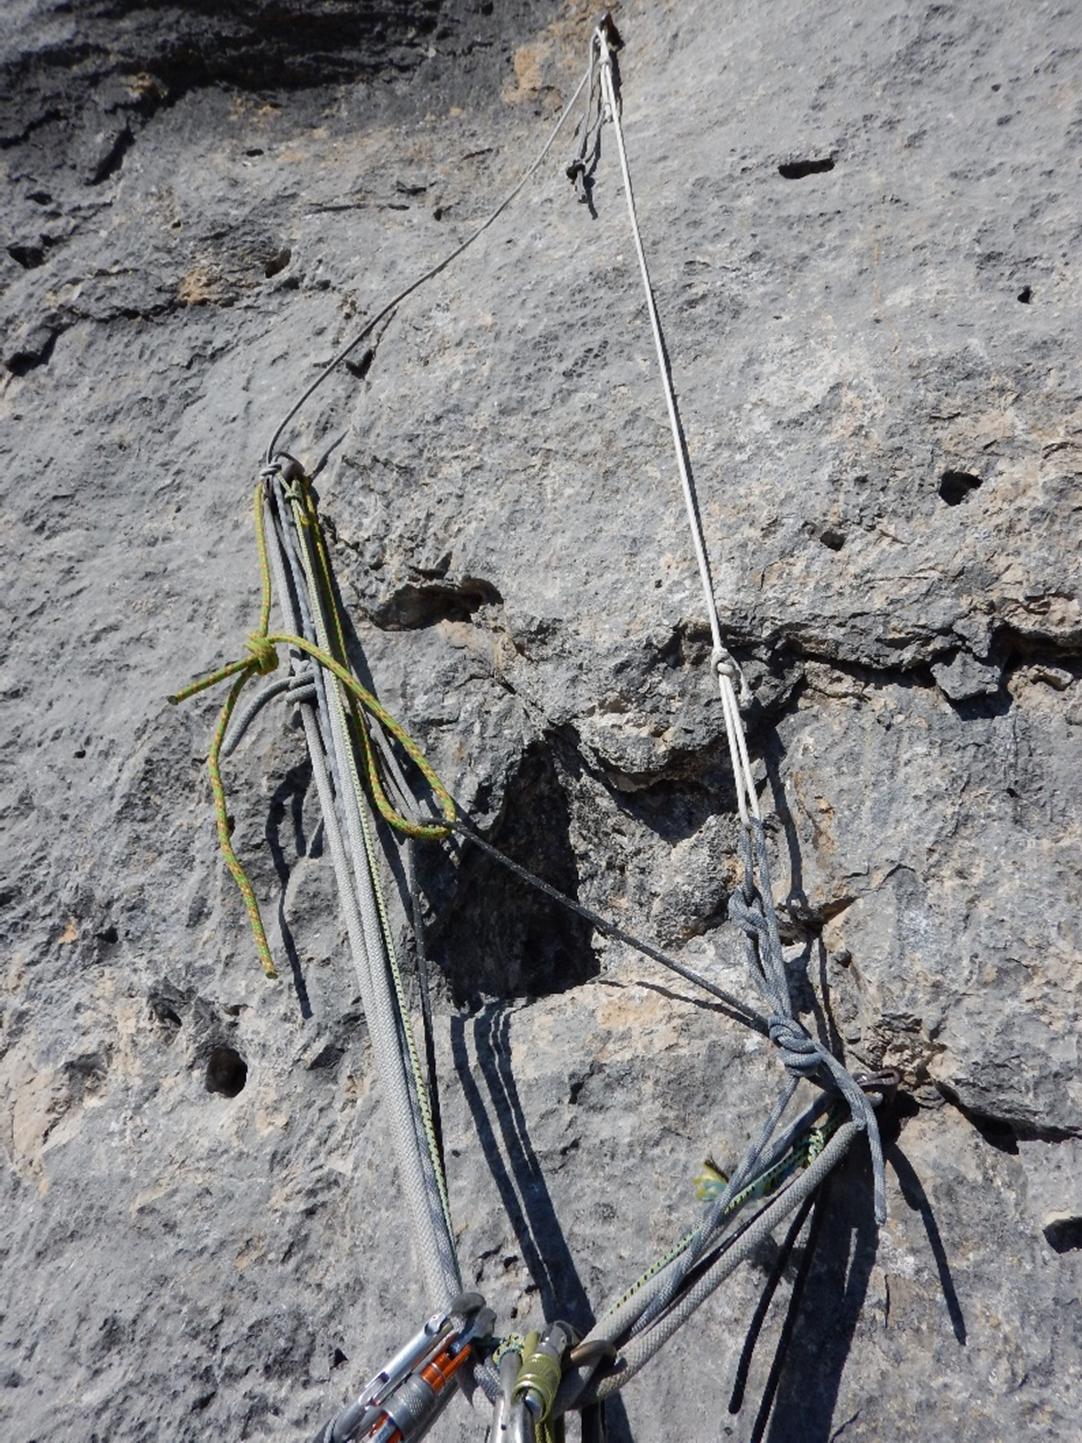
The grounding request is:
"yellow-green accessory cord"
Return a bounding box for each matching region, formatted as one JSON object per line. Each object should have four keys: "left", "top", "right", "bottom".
{"left": 169, "top": 479, "right": 456, "bottom": 979}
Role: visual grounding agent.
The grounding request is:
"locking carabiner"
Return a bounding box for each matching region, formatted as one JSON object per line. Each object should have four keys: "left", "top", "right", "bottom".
{"left": 506, "top": 1323, "right": 574, "bottom": 1443}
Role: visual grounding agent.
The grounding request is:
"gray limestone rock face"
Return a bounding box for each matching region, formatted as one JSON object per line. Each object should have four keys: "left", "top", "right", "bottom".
{"left": 1, "top": 1, "right": 1079, "bottom": 1441}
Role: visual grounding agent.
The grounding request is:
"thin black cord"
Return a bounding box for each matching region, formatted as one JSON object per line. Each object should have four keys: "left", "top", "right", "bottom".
{"left": 728, "top": 1187, "right": 818, "bottom": 1415}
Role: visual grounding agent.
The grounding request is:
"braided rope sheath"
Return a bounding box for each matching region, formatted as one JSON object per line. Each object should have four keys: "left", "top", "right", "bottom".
{"left": 284, "top": 474, "right": 458, "bottom": 1250}
{"left": 598, "top": 1106, "right": 841, "bottom": 1329}
{"left": 589, "top": 1123, "right": 858, "bottom": 1403}
{"left": 264, "top": 473, "right": 463, "bottom": 1309}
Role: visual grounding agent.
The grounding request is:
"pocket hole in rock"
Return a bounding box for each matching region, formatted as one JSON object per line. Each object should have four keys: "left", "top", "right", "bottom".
{"left": 1017, "top": 285, "right": 1032, "bottom": 303}
{"left": 8, "top": 244, "right": 46, "bottom": 270}
{"left": 308, "top": 1044, "right": 344, "bottom": 1071}
{"left": 154, "top": 1002, "right": 182, "bottom": 1031}
{"left": 938, "top": 470, "right": 982, "bottom": 506}
{"left": 778, "top": 157, "right": 835, "bottom": 180}
{"left": 1043, "top": 1216, "right": 1082, "bottom": 1254}
{"left": 206, "top": 1045, "right": 248, "bottom": 1097}
{"left": 820, "top": 528, "right": 846, "bottom": 551}
{"left": 345, "top": 346, "right": 375, "bottom": 380}
{"left": 264, "top": 247, "right": 292, "bottom": 278}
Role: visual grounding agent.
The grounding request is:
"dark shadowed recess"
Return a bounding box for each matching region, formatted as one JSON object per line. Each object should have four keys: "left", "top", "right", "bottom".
{"left": 205, "top": 1043, "right": 248, "bottom": 1096}
{"left": 1044, "top": 1217, "right": 1082, "bottom": 1254}
{"left": 426, "top": 737, "right": 598, "bottom": 1006}
{"left": 0, "top": 0, "right": 565, "bottom": 118}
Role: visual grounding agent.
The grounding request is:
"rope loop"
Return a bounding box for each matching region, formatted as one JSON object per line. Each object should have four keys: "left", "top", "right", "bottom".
{"left": 169, "top": 476, "right": 459, "bottom": 980}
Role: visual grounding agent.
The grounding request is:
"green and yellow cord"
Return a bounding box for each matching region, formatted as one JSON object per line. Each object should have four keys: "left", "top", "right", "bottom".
{"left": 170, "top": 479, "right": 456, "bottom": 979}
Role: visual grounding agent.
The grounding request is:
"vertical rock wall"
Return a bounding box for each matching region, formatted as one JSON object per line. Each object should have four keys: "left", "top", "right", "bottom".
{"left": 1, "top": 1, "right": 1079, "bottom": 1439}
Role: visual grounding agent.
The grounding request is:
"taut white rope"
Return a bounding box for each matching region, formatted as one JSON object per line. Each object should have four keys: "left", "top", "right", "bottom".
{"left": 595, "top": 25, "right": 760, "bottom": 825}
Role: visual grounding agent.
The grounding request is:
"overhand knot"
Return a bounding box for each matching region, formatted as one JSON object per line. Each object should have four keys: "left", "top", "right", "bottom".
{"left": 768, "top": 1015, "right": 828, "bottom": 1082}
{"left": 245, "top": 633, "right": 278, "bottom": 675}
{"left": 768, "top": 1012, "right": 887, "bottom": 1224}
{"left": 712, "top": 644, "right": 753, "bottom": 706}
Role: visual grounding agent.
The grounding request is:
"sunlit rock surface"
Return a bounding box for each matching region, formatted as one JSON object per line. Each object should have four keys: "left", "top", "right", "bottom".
{"left": 2, "top": 1, "right": 1079, "bottom": 1439}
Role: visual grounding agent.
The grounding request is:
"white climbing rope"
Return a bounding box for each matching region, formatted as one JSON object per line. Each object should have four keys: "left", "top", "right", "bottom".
{"left": 594, "top": 25, "right": 761, "bottom": 826}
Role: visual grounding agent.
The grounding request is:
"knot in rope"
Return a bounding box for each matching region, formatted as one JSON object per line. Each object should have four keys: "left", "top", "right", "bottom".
{"left": 767, "top": 1015, "right": 827, "bottom": 1081}
{"left": 245, "top": 633, "right": 278, "bottom": 675}
{"left": 767, "top": 1012, "right": 886, "bottom": 1224}
{"left": 712, "top": 644, "right": 753, "bottom": 706}
{"left": 727, "top": 885, "right": 770, "bottom": 943}
{"left": 261, "top": 452, "right": 303, "bottom": 484}
{"left": 712, "top": 646, "right": 739, "bottom": 681}
{"left": 727, "top": 817, "right": 887, "bottom": 1223}
{"left": 727, "top": 883, "right": 789, "bottom": 1018}
{"left": 170, "top": 479, "right": 461, "bottom": 982}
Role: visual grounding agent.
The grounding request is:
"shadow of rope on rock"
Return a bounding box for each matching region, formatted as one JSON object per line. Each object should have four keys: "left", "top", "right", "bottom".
{"left": 452, "top": 1001, "right": 593, "bottom": 1325}
{"left": 450, "top": 1002, "right": 636, "bottom": 1441}
{"left": 761, "top": 1152, "right": 880, "bottom": 1443}
{"left": 265, "top": 759, "right": 315, "bottom": 1019}
{"left": 888, "top": 1136, "right": 967, "bottom": 1345}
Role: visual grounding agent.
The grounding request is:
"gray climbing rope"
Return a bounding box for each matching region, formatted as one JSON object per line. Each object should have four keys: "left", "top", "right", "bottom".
{"left": 175, "top": 15, "right": 892, "bottom": 1441}
{"left": 220, "top": 667, "right": 315, "bottom": 757}
{"left": 260, "top": 471, "right": 460, "bottom": 1311}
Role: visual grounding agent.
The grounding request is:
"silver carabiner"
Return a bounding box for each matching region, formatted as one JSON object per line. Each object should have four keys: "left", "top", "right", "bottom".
{"left": 312, "top": 1294, "right": 486, "bottom": 1443}
{"left": 507, "top": 1398, "right": 537, "bottom": 1443}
